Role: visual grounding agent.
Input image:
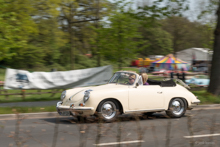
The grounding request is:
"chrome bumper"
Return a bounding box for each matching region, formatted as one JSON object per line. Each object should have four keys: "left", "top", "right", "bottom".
{"left": 56, "top": 101, "right": 94, "bottom": 116}
{"left": 191, "top": 99, "right": 201, "bottom": 105}
{"left": 187, "top": 99, "right": 200, "bottom": 110}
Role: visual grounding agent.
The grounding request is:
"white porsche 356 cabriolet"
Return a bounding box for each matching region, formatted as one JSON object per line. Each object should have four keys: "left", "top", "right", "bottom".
{"left": 56, "top": 71, "right": 200, "bottom": 122}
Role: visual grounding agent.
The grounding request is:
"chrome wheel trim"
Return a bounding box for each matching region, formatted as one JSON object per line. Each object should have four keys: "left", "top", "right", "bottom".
{"left": 101, "top": 101, "right": 117, "bottom": 120}
{"left": 171, "top": 100, "right": 184, "bottom": 115}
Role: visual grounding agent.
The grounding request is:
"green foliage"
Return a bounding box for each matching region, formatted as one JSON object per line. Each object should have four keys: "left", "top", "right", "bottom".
{"left": 139, "top": 27, "right": 173, "bottom": 56}
{"left": 0, "top": 0, "right": 37, "bottom": 61}
{"left": 135, "top": 0, "right": 190, "bottom": 21}
{"left": 93, "top": 6, "right": 144, "bottom": 70}
{"left": 58, "top": 0, "right": 111, "bottom": 69}
{"left": 0, "top": 0, "right": 216, "bottom": 74}
{"left": 161, "top": 16, "right": 214, "bottom": 52}
{"left": 75, "top": 54, "right": 96, "bottom": 68}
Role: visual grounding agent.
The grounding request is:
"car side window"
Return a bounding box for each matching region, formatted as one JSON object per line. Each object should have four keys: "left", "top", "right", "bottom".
{"left": 138, "top": 76, "right": 143, "bottom": 86}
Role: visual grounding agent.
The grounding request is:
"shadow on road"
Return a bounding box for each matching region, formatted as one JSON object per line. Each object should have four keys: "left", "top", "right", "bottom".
{"left": 41, "top": 112, "right": 184, "bottom": 124}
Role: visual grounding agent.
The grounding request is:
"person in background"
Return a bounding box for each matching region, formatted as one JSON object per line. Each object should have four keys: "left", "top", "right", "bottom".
{"left": 170, "top": 69, "right": 174, "bottom": 79}
{"left": 181, "top": 68, "right": 186, "bottom": 83}
{"left": 142, "top": 73, "right": 149, "bottom": 85}
{"left": 176, "top": 69, "right": 180, "bottom": 79}
{"left": 139, "top": 67, "right": 147, "bottom": 74}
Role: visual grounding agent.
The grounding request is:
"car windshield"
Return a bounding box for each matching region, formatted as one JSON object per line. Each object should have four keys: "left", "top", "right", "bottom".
{"left": 108, "top": 72, "right": 136, "bottom": 85}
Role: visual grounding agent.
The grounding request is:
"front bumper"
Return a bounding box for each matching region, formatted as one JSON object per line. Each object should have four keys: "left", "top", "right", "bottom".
{"left": 56, "top": 102, "right": 94, "bottom": 116}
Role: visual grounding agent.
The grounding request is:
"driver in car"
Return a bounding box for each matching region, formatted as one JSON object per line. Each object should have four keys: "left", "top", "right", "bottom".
{"left": 128, "top": 74, "right": 136, "bottom": 85}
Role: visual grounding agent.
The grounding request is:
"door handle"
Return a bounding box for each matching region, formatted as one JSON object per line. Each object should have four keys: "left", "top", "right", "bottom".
{"left": 157, "top": 91, "right": 162, "bottom": 94}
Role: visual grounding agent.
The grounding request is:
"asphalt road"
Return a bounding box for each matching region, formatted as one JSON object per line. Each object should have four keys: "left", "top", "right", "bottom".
{"left": 0, "top": 108, "right": 220, "bottom": 147}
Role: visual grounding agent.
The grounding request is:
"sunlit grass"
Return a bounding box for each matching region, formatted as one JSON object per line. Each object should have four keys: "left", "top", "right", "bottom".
{"left": 0, "top": 89, "right": 61, "bottom": 103}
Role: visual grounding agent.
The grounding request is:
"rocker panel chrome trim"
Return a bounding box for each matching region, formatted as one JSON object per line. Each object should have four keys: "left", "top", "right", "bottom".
{"left": 125, "top": 109, "right": 165, "bottom": 113}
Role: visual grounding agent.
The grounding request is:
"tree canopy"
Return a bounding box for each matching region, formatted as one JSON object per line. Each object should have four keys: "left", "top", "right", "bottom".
{"left": 0, "top": 0, "right": 215, "bottom": 71}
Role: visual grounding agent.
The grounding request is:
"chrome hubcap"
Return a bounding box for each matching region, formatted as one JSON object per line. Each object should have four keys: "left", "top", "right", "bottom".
{"left": 101, "top": 101, "right": 116, "bottom": 119}
{"left": 171, "top": 100, "right": 184, "bottom": 115}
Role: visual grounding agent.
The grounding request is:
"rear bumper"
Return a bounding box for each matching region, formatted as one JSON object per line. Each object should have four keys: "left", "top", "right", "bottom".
{"left": 191, "top": 99, "right": 201, "bottom": 105}
{"left": 188, "top": 99, "right": 200, "bottom": 110}
{"left": 56, "top": 101, "right": 94, "bottom": 116}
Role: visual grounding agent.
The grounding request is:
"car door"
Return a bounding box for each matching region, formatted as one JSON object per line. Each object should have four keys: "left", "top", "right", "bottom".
{"left": 128, "top": 85, "right": 164, "bottom": 110}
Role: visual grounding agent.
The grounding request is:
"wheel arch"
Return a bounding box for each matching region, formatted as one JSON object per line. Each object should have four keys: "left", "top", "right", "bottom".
{"left": 96, "top": 98, "right": 124, "bottom": 114}
{"left": 167, "top": 97, "right": 189, "bottom": 110}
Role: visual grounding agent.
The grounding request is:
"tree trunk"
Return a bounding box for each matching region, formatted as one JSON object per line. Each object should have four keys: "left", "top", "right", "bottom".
{"left": 68, "top": 4, "right": 74, "bottom": 70}
{"left": 207, "top": 2, "right": 220, "bottom": 95}
{"left": 118, "top": 21, "right": 122, "bottom": 70}
{"left": 70, "top": 26, "right": 74, "bottom": 70}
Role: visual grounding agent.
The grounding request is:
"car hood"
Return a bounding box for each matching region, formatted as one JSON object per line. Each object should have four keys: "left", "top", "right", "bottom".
{"left": 62, "top": 83, "right": 128, "bottom": 105}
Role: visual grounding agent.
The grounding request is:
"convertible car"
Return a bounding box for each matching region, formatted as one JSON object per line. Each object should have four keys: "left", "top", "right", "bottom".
{"left": 57, "top": 71, "right": 200, "bottom": 122}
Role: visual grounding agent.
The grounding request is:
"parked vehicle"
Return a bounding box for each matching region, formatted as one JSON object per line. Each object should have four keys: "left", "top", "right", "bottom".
{"left": 57, "top": 71, "right": 200, "bottom": 122}
{"left": 185, "top": 75, "right": 210, "bottom": 87}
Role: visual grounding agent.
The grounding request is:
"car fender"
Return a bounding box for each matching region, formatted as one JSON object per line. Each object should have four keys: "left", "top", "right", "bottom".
{"left": 85, "top": 88, "right": 129, "bottom": 114}
{"left": 162, "top": 85, "right": 193, "bottom": 110}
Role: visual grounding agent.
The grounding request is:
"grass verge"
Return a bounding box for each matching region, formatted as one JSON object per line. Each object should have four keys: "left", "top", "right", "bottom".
{"left": 191, "top": 91, "right": 220, "bottom": 104}
{"left": 0, "top": 106, "right": 56, "bottom": 114}
{"left": 0, "top": 96, "right": 60, "bottom": 103}
{"left": 0, "top": 89, "right": 61, "bottom": 103}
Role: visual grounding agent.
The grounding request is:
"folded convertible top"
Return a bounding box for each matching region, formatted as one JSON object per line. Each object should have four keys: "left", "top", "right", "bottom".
{"left": 147, "top": 79, "right": 176, "bottom": 87}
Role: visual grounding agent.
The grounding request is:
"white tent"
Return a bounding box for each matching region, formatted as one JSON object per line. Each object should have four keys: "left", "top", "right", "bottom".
{"left": 176, "top": 48, "right": 213, "bottom": 65}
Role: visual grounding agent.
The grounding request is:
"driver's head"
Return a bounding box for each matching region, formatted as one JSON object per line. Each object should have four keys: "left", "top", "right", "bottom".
{"left": 128, "top": 74, "right": 136, "bottom": 85}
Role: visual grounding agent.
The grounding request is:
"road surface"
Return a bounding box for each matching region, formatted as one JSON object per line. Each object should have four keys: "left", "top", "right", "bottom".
{"left": 0, "top": 107, "right": 220, "bottom": 147}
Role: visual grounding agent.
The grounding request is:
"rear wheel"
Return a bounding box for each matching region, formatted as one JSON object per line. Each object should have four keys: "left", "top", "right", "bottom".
{"left": 166, "top": 98, "right": 186, "bottom": 118}
{"left": 97, "top": 100, "right": 120, "bottom": 122}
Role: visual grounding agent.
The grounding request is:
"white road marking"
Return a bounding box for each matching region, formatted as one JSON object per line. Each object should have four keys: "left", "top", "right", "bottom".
{"left": 93, "top": 140, "right": 144, "bottom": 146}
{"left": 184, "top": 133, "right": 220, "bottom": 138}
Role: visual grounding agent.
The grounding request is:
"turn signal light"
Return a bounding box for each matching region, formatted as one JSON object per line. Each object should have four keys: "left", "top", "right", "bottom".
{"left": 79, "top": 103, "right": 85, "bottom": 106}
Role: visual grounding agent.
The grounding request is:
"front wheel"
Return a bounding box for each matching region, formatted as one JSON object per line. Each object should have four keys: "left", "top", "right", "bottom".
{"left": 97, "top": 100, "right": 120, "bottom": 122}
{"left": 166, "top": 98, "right": 186, "bottom": 118}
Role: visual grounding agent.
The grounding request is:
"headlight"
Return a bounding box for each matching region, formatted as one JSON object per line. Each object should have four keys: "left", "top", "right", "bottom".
{"left": 83, "top": 89, "right": 92, "bottom": 103}
{"left": 61, "top": 91, "right": 66, "bottom": 100}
